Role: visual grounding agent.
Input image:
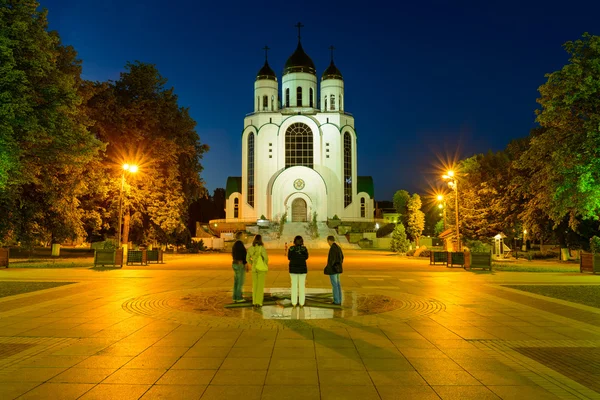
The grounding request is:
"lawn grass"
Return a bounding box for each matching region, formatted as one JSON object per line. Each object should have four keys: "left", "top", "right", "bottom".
{"left": 0, "top": 281, "right": 74, "bottom": 298}
{"left": 493, "top": 263, "right": 580, "bottom": 273}
{"left": 9, "top": 259, "right": 93, "bottom": 268}
{"left": 504, "top": 285, "right": 600, "bottom": 308}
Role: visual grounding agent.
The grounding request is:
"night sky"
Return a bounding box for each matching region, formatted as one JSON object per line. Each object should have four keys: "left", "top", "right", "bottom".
{"left": 40, "top": 0, "right": 599, "bottom": 201}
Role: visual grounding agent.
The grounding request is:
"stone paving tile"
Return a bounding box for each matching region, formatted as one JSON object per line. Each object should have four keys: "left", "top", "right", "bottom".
{"left": 50, "top": 368, "right": 117, "bottom": 384}
{"left": 200, "top": 384, "right": 262, "bottom": 400}
{"left": 432, "top": 385, "right": 501, "bottom": 400}
{"left": 317, "top": 357, "right": 366, "bottom": 371}
{"left": 220, "top": 357, "right": 270, "bottom": 370}
{"left": 16, "top": 382, "right": 95, "bottom": 400}
{"left": 102, "top": 368, "right": 166, "bottom": 384}
{"left": 362, "top": 357, "right": 415, "bottom": 371}
{"left": 140, "top": 384, "right": 206, "bottom": 399}
{"left": 319, "top": 369, "right": 372, "bottom": 386}
{"left": 376, "top": 385, "right": 442, "bottom": 400}
{"left": 78, "top": 383, "right": 151, "bottom": 400}
{"left": 268, "top": 357, "right": 317, "bottom": 370}
{"left": 419, "top": 369, "right": 481, "bottom": 386}
{"left": 368, "top": 370, "right": 427, "bottom": 386}
{"left": 265, "top": 369, "right": 318, "bottom": 385}
{"left": 261, "top": 385, "right": 320, "bottom": 400}
{"left": 156, "top": 369, "right": 216, "bottom": 385}
{"left": 210, "top": 369, "right": 266, "bottom": 385}
{"left": 320, "top": 384, "right": 380, "bottom": 400}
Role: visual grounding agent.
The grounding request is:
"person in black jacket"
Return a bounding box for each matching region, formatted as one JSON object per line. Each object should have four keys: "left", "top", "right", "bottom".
{"left": 288, "top": 235, "right": 309, "bottom": 307}
{"left": 231, "top": 232, "right": 247, "bottom": 302}
{"left": 324, "top": 235, "right": 344, "bottom": 305}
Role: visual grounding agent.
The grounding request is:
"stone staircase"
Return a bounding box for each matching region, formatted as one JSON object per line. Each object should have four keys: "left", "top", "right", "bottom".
{"left": 264, "top": 222, "right": 358, "bottom": 250}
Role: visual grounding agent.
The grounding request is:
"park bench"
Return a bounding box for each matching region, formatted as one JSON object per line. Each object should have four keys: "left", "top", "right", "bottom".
{"left": 146, "top": 249, "right": 164, "bottom": 264}
{"left": 580, "top": 252, "right": 600, "bottom": 274}
{"left": 446, "top": 252, "right": 465, "bottom": 268}
{"left": 0, "top": 248, "right": 8, "bottom": 268}
{"left": 465, "top": 251, "right": 492, "bottom": 271}
{"left": 93, "top": 249, "right": 123, "bottom": 268}
{"left": 430, "top": 251, "right": 447, "bottom": 265}
{"left": 127, "top": 250, "right": 147, "bottom": 266}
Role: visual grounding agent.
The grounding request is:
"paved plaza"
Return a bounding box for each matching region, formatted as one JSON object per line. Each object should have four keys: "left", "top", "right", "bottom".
{"left": 0, "top": 250, "right": 599, "bottom": 399}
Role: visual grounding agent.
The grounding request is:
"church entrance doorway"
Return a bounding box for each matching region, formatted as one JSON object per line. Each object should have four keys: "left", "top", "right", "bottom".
{"left": 291, "top": 198, "right": 307, "bottom": 222}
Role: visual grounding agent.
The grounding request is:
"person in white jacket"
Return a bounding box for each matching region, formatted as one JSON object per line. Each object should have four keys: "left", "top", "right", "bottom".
{"left": 246, "top": 234, "right": 269, "bottom": 307}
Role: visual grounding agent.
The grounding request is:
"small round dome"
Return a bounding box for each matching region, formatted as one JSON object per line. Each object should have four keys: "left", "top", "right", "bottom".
{"left": 321, "top": 60, "right": 343, "bottom": 81}
{"left": 256, "top": 60, "right": 277, "bottom": 81}
{"left": 283, "top": 42, "right": 316, "bottom": 75}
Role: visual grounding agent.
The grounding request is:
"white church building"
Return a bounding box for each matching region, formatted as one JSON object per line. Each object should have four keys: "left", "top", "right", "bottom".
{"left": 225, "top": 32, "right": 374, "bottom": 223}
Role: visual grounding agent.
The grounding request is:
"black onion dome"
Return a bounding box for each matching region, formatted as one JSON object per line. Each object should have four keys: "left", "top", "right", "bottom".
{"left": 283, "top": 42, "right": 316, "bottom": 75}
{"left": 321, "top": 60, "right": 343, "bottom": 81}
{"left": 256, "top": 60, "right": 277, "bottom": 81}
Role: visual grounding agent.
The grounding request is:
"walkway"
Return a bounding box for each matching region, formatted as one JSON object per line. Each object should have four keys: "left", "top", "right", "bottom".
{"left": 0, "top": 251, "right": 599, "bottom": 399}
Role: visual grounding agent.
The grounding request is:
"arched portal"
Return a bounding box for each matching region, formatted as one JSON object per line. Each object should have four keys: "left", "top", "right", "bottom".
{"left": 291, "top": 198, "right": 308, "bottom": 222}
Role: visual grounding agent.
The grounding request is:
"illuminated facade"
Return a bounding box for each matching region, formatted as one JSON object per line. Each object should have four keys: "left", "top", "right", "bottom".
{"left": 225, "top": 36, "right": 374, "bottom": 222}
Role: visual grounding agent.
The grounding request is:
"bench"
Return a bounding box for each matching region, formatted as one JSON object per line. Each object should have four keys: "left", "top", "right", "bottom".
{"left": 127, "top": 250, "right": 147, "bottom": 266}
{"left": 465, "top": 251, "right": 492, "bottom": 271}
{"left": 447, "top": 252, "right": 465, "bottom": 268}
{"left": 430, "top": 251, "right": 447, "bottom": 265}
{"left": 580, "top": 253, "right": 600, "bottom": 274}
{"left": 0, "top": 248, "right": 8, "bottom": 268}
{"left": 146, "top": 249, "right": 164, "bottom": 264}
{"left": 94, "top": 249, "right": 123, "bottom": 268}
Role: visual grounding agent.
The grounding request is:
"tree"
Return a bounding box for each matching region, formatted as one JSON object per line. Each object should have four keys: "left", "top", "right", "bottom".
{"left": 519, "top": 33, "right": 600, "bottom": 230}
{"left": 82, "top": 62, "right": 208, "bottom": 245}
{"left": 392, "top": 190, "right": 410, "bottom": 225}
{"left": 406, "top": 193, "right": 425, "bottom": 245}
{"left": 0, "top": 0, "right": 103, "bottom": 245}
{"left": 390, "top": 223, "right": 410, "bottom": 253}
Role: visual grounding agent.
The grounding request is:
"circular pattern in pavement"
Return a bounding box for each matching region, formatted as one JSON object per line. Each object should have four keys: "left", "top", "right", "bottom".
{"left": 122, "top": 287, "right": 446, "bottom": 328}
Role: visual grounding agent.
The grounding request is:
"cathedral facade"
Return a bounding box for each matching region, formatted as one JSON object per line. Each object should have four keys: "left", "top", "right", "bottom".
{"left": 225, "top": 36, "right": 374, "bottom": 223}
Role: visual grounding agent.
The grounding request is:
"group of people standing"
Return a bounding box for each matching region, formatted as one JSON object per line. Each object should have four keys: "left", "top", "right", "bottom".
{"left": 231, "top": 233, "right": 344, "bottom": 307}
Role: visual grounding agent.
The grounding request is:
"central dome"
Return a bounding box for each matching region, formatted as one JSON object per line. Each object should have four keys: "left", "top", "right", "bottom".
{"left": 283, "top": 42, "right": 316, "bottom": 75}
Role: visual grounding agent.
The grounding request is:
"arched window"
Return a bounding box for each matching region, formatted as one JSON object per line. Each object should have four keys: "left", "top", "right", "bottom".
{"left": 247, "top": 133, "right": 255, "bottom": 207}
{"left": 344, "top": 132, "right": 352, "bottom": 207}
{"left": 309, "top": 88, "right": 314, "bottom": 107}
{"left": 257, "top": 96, "right": 260, "bottom": 111}
{"left": 360, "top": 198, "right": 366, "bottom": 218}
{"left": 330, "top": 94, "right": 336, "bottom": 111}
{"left": 271, "top": 95, "right": 274, "bottom": 111}
{"left": 285, "top": 123, "right": 313, "bottom": 169}
{"left": 234, "top": 198, "right": 239, "bottom": 218}
{"left": 296, "top": 87, "right": 302, "bottom": 107}
{"left": 340, "top": 94, "right": 343, "bottom": 110}
{"left": 285, "top": 88, "right": 290, "bottom": 107}
{"left": 262, "top": 95, "right": 268, "bottom": 111}
{"left": 324, "top": 97, "right": 328, "bottom": 111}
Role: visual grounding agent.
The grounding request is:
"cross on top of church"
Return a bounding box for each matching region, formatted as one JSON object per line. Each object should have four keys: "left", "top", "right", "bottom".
{"left": 329, "top": 45, "right": 335, "bottom": 62}
{"left": 262, "top": 45, "right": 270, "bottom": 61}
{"left": 295, "top": 22, "right": 304, "bottom": 42}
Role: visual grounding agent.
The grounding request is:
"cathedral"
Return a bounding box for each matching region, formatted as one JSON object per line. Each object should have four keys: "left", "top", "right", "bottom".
{"left": 225, "top": 29, "right": 374, "bottom": 223}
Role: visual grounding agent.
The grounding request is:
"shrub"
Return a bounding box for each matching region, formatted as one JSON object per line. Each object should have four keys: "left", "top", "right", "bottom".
{"left": 376, "top": 223, "right": 395, "bottom": 238}
{"left": 260, "top": 215, "right": 267, "bottom": 220}
{"left": 591, "top": 236, "right": 600, "bottom": 253}
{"left": 419, "top": 249, "right": 431, "bottom": 257}
{"left": 332, "top": 214, "right": 340, "bottom": 220}
{"left": 465, "top": 240, "right": 490, "bottom": 252}
{"left": 406, "top": 249, "right": 416, "bottom": 256}
{"left": 390, "top": 223, "right": 410, "bottom": 253}
{"left": 531, "top": 251, "right": 560, "bottom": 259}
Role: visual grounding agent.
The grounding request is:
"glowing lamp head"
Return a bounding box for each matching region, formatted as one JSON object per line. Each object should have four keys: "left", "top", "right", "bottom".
{"left": 437, "top": 195, "right": 444, "bottom": 201}
{"left": 438, "top": 204, "right": 443, "bottom": 209}
{"left": 123, "top": 163, "right": 130, "bottom": 170}
{"left": 523, "top": 229, "right": 527, "bottom": 234}
{"left": 129, "top": 165, "right": 139, "bottom": 173}
{"left": 447, "top": 170, "right": 455, "bottom": 177}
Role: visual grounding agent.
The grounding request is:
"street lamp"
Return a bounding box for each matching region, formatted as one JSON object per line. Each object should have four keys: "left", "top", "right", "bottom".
{"left": 117, "top": 164, "right": 138, "bottom": 247}
{"left": 442, "top": 170, "right": 460, "bottom": 251}
{"left": 436, "top": 194, "right": 447, "bottom": 230}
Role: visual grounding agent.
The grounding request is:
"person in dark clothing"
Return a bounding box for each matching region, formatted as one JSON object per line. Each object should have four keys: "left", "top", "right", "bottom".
{"left": 324, "top": 235, "right": 344, "bottom": 305}
{"left": 231, "top": 232, "right": 247, "bottom": 302}
{"left": 288, "top": 235, "right": 309, "bottom": 307}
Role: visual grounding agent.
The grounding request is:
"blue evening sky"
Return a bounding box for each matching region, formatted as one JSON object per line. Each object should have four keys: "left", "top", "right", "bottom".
{"left": 40, "top": 0, "right": 600, "bottom": 201}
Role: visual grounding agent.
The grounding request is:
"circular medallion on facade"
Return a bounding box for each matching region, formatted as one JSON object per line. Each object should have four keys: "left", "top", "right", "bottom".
{"left": 293, "top": 179, "right": 305, "bottom": 190}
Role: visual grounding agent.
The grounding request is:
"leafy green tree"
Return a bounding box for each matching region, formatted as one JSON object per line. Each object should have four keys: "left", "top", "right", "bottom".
{"left": 407, "top": 193, "right": 425, "bottom": 245}
{"left": 519, "top": 33, "right": 600, "bottom": 230}
{"left": 0, "top": 0, "right": 103, "bottom": 245}
{"left": 85, "top": 62, "right": 209, "bottom": 244}
{"left": 390, "top": 223, "right": 410, "bottom": 253}
{"left": 392, "top": 190, "right": 410, "bottom": 223}
{"left": 434, "top": 220, "right": 445, "bottom": 236}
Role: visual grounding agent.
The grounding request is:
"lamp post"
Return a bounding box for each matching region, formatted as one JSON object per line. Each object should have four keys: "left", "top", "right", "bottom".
{"left": 522, "top": 229, "right": 527, "bottom": 251}
{"left": 117, "top": 164, "right": 138, "bottom": 247}
{"left": 442, "top": 170, "right": 460, "bottom": 251}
